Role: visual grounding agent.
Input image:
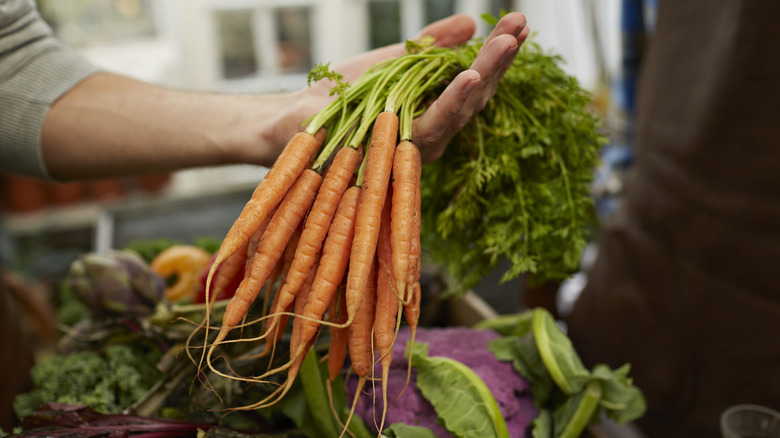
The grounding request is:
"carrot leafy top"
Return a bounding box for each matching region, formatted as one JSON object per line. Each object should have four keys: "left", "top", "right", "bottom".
{"left": 305, "top": 27, "right": 604, "bottom": 294}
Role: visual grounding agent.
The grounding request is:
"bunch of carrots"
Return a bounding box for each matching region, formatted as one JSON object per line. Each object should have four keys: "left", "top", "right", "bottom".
{"left": 186, "top": 37, "right": 469, "bottom": 435}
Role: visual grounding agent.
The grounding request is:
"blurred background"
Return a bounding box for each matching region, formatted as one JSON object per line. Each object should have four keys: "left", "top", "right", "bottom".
{"left": 0, "top": 0, "right": 654, "bottom": 315}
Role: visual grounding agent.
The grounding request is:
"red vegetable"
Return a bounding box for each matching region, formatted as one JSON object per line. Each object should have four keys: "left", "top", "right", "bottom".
{"left": 194, "top": 254, "right": 242, "bottom": 304}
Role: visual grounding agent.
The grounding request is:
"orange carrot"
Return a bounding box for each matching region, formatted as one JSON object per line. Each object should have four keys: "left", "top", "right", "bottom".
{"left": 265, "top": 146, "right": 360, "bottom": 339}
{"left": 290, "top": 185, "right": 361, "bottom": 364}
{"left": 206, "top": 130, "right": 324, "bottom": 297}
{"left": 343, "top": 259, "right": 377, "bottom": 437}
{"left": 256, "top": 223, "right": 301, "bottom": 355}
{"left": 345, "top": 111, "right": 398, "bottom": 326}
{"left": 245, "top": 204, "right": 277, "bottom": 269}
{"left": 403, "top": 180, "right": 422, "bottom": 390}
{"left": 207, "top": 242, "right": 247, "bottom": 305}
{"left": 217, "top": 169, "right": 322, "bottom": 342}
{"left": 238, "top": 254, "right": 321, "bottom": 410}
{"left": 289, "top": 255, "right": 319, "bottom": 361}
{"left": 327, "top": 284, "right": 349, "bottom": 382}
{"left": 390, "top": 140, "right": 421, "bottom": 303}
{"left": 374, "top": 188, "right": 402, "bottom": 433}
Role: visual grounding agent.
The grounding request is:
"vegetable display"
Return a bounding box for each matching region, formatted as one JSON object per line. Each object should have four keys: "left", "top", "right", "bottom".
{"left": 11, "top": 16, "right": 613, "bottom": 438}
{"left": 184, "top": 17, "right": 602, "bottom": 436}
{"left": 346, "top": 309, "right": 645, "bottom": 438}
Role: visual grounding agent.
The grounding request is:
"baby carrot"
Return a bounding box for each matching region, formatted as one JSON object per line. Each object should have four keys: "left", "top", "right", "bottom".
{"left": 265, "top": 146, "right": 360, "bottom": 339}
{"left": 206, "top": 130, "right": 325, "bottom": 301}
{"left": 342, "top": 259, "right": 377, "bottom": 438}
{"left": 290, "top": 185, "right": 360, "bottom": 364}
{"left": 327, "top": 284, "right": 349, "bottom": 382}
{"left": 217, "top": 169, "right": 322, "bottom": 343}
{"left": 374, "top": 188, "right": 402, "bottom": 433}
{"left": 403, "top": 182, "right": 422, "bottom": 390}
{"left": 345, "top": 111, "right": 398, "bottom": 326}
{"left": 390, "top": 140, "right": 421, "bottom": 303}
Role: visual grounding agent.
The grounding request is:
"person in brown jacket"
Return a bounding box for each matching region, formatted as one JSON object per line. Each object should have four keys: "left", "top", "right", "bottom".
{"left": 567, "top": 1, "right": 780, "bottom": 436}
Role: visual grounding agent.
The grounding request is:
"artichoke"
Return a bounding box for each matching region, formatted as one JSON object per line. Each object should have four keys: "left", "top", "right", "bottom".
{"left": 64, "top": 249, "right": 165, "bottom": 319}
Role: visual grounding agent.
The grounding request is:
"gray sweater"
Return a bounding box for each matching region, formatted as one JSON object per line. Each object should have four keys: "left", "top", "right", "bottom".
{"left": 0, "top": 0, "right": 100, "bottom": 179}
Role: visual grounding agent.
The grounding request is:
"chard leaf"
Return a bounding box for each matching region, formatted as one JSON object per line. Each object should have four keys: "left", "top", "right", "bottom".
{"left": 487, "top": 335, "right": 553, "bottom": 406}
{"left": 278, "top": 350, "right": 372, "bottom": 438}
{"left": 410, "top": 342, "right": 509, "bottom": 438}
{"left": 384, "top": 423, "right": 439, "bottom": 438}
{"left": 530, "top": 409, "right": 552, "bottom": 438}
{"left": 554, "top": 380, "right": 602, "bottom": 438}
{"left": 591, "top": 364, "right": 647, "bottom": 424}
{"left": 475, "top": 312, "right": 533, "bottom": 337}
{"left": 532, "top": 308, "right": 589, "bottom": 395}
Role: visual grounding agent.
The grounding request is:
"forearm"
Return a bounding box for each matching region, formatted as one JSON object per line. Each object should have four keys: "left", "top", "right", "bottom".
{"left": 41, "top": 73, "right": 306, "bottom": 180}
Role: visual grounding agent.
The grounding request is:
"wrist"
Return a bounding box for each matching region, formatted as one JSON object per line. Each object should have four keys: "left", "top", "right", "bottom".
{"left": 232, "top": 89, "right": 319, "bottom": 168}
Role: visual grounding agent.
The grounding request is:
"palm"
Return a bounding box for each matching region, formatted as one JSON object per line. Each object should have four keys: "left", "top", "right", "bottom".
{"left": 302, "top": 13, "right": 528, "bottom": 162}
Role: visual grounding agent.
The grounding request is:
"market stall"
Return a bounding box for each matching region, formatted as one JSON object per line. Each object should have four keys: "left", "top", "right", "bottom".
{"left": 3, "top": 14, "right": 647, "bottom": 438}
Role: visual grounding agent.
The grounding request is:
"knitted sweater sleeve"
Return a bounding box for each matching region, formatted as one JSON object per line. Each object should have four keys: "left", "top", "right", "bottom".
{"left": 0, "top": 0, "right": 101, "bottom": 179}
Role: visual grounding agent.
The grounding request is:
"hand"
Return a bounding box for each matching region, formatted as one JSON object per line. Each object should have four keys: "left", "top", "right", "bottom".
{"left": 413, "top": 12, "right": 529, "bottom": 162}
{"left": 291, "top": 12, "right": 529, "bottom": 163}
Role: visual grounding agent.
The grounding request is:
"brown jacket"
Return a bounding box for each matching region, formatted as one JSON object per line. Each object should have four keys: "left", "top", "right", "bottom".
{"left": 567, "top": 1, "right": 780, "bottom": 436}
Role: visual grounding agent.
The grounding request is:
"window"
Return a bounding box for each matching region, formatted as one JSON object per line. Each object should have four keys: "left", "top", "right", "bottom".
{"left": 211, "top": 3, "right": 314, "bottom": 89}
{"left": 275, "top": 7, "right": 313, "bottom": 74}
{"left": 367, "top": 0, "right": 401, "bottom": 49}
{"left": 215, "top": 10, "right": 258, "bottom": 80}
{"left": 36, "top": 0, "right": 156, "bottom": 47}
{"left": 489, "top": 0, "right": 515, "bottom": 17}
{"left": 424, "top": 0, "right": 455, "bottom": 24}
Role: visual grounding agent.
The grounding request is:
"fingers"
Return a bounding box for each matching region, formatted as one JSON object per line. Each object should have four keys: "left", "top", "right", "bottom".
{"left": 484, "top": 12, "right": 528, "bottom": 47}
{"left": 413, "top": 70, "right": 480, "bottom": 162}
{"left": 413, "top": 13, "right": 529, "bottom": 162}
{"left": 416, "top": 14, "right": 476, "bottom": 47}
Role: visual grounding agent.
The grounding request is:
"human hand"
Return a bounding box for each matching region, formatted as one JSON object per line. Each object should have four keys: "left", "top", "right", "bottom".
{"left": 412, "top": 12, "right": 529, "bottom": 162}
{"left": 297, "top": 12, "right": 529, "bottom": 163}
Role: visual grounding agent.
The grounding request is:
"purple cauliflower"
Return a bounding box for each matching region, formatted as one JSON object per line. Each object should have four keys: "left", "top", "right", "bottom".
{"left": 345, "top": 326, "right": 537, "bottom": 437}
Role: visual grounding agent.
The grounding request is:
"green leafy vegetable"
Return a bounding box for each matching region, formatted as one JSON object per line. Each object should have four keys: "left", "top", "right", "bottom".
{"left": 531, "top": 307, "right": 589, "bottom": 395}
{"left": 277, "top": 350, "right": 372, "bottom": 438}
{"left": 13, "top": 343, "right": 163, "bottom": 419}
{"left": 591, "top": 364, "right": 647, "bottom": 424}
{"left": 484, "top": 308, "right": 647, "bottom": 437}
{"left": 555, "top": 380, "right": 602, "bottom": 438}
{"left": 410, "top": 342, "right": 509, "bottom": 438}
{"left": 384, "top": 423, "right": 439, "bottom": 438}
{"left": 421, "top": 39, "right": 603, "bottom": 295}
{"left": 303, "top": 26, "right": 602, "bottom": 296}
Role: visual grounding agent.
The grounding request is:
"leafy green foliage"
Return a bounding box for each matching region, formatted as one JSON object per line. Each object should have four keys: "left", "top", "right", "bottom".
{"left": 277, "top": 350, "right": 372, "bottom": 438}
{"left": 384, "top": 423, "right": 439, "bottom": 438}
{"left": 304, "top": 32, "right": 601, "bottom": 291}
{"left": 410, "top": 342, "right": 510, "bottom": 438}
{"left": 13, "top": 343, "right": 163, "bottom": 419}
{"left": 482, "top": 309, "right": 646, "bottom": 437}
{"left": 421, "top": 40, "right": 603, "bottom": 294}
{"left": 307, "top": 62, "right": 349, "bottom": 97}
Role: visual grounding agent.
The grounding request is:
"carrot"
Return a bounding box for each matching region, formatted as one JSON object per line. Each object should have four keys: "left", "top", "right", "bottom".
{"left": 342, "top": 259, "right": 377, "bottom": 438}
{"left": 264, "top": 146, "right": 361, "bottom": 340}
{"left": 256, "top": 223, "right": 302, "bottom": 361}
{"left": 215, "top": 168, "right": 322, "bottom": 345}
{"left": 402, "top": 180, "right": 422, "bottom": 392}
{"left": 237, "top": 255, "right": 320, "bottom": 410}
{"left": 327, "top": 284, "right": 349, "bottom": 382}
{"left": 289, "top": 185, "right": 361, "bottom": 365}
{"left": 206, "top": 130, "right": 324, "bottom": 300}
{"left": 374, "top": 187, "right": 402, "bottom": 433}
{"left": 344, "top": 111, "right": 398, "bottom": 326}
{"left": 245, "top": 205, "right": 276, "bottom": 269}
{"left": 290, "top": 255, "right": 319, "bottom": 360}
{"left": 390, "top": 140, "right": 421, "bottom": 303}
